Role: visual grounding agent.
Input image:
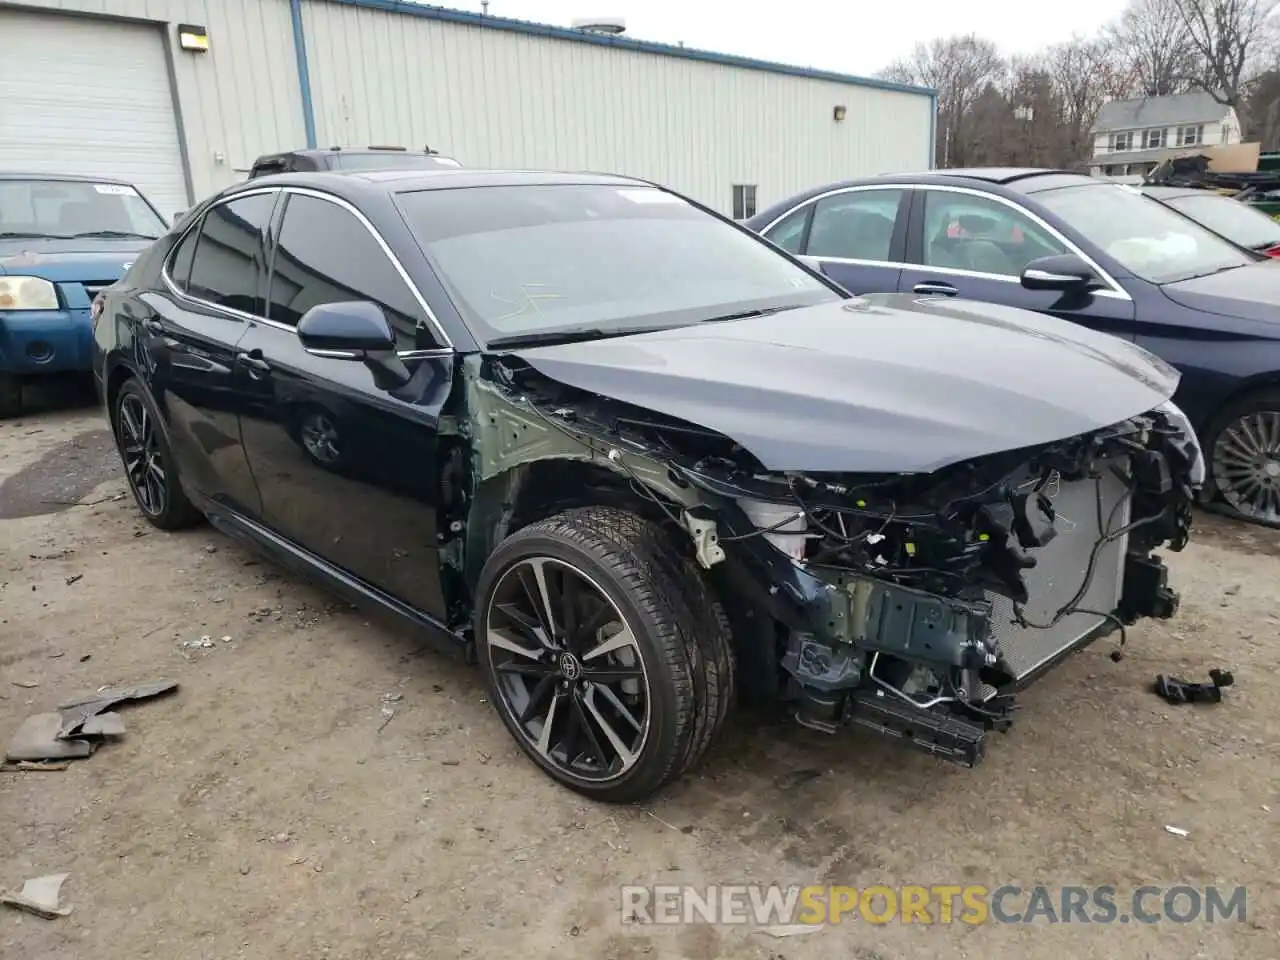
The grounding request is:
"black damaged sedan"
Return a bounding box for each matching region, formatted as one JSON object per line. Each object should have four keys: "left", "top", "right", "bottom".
{"left": 92, "top": 169, "right": 1203, "bottom": 802}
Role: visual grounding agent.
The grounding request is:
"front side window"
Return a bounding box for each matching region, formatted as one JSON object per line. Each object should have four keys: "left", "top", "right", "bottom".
{"left": 0, "top": 178, "right": 166, "bottom": 240}
{"left": 396, "top": 183, "right": 838, "bottom": 345}
{"left": 921, "top": 192, "right": 1066, "bottom": 276}
{"left": 805, "top": 189, "right": 905, "bottom": 262}
{"left": 763, "top": 204, "right": 812, "bottom": 253}
{"left": 266, "top": 193, "right": 435, "bottom": 350}
{"left": 185, "top": 193, "right": 277, "bottom": 314}
{"left": 1036, "top": 183, "right": 1254, "bottom": 284}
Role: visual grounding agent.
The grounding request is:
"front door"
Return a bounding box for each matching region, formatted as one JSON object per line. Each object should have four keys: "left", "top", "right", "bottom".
{"left": 899, "top": 188, "right": 1136, "bottom": 339}
{"left": 235, "top": 189, "right": 455, "bottom": 619}
{"left": 760, "top": 186, "right": 908, "bottom": 295}
{"left": 139, "top": 191, "right": 279, "bottom": 516}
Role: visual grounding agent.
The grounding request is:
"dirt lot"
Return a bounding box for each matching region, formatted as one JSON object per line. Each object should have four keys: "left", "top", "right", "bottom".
{"left": 1, "top": 388, "right": 1277, "bottom": 960}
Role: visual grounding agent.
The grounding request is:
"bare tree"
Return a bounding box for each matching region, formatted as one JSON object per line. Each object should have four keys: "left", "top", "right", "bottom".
{"left": 880, "top": 35, "right": 1006, "bottom": 166}
{"left": 1044, "top": 38, "right": 1134, "bottom": 164}
{"left": 1170, "top": 0, "right": 1279, "bottom": 111}
{"left": 1110, "top": 0, "right": 1202, "bottom": 95}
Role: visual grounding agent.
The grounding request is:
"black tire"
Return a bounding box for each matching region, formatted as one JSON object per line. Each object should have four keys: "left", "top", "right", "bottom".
{"left": 1203, "top": 387, "right": 1280, "bottom": 528}
{"left": 110, "top": 378, "right": 203, "bottom": 530}
{"left": 0, "top": 372, "right": 22, "bottom": 419}
{"left": 474, "top": 506, "right": 735, "bottom": 803}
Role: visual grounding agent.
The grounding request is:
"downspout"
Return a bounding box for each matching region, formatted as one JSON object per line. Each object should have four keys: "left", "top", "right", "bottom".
{"left": 928, "top": 92, "right": 938, "bottom": 170}
{"left": 289, "top": 0, "right": 318, "bottom": 148}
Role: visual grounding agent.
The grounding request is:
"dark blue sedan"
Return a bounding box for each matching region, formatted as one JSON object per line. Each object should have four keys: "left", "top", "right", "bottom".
{"left": 746, "top": 168, "right": 1280, "bottom": 526}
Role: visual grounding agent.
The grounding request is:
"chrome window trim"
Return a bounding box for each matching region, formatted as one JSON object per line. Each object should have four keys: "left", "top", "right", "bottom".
{"left": 757, "top": 182, "right": 1133, "bottom": 303}
{"left": 160, "top": 185, "right": 456, "bottom": 354}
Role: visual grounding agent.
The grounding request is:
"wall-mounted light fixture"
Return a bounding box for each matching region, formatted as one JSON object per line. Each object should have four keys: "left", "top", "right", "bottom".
{"left": 177, "top": 24, "right": 209, "bottom": 52}
{"left": 833, "top": 105, "right": 847, "bottom": 122}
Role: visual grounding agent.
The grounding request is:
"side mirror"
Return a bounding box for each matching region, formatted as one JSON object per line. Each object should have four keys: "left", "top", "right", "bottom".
{"left": 296, "top": 301, "right": 410, "bottom": 390}
{"left": 1021, "top": 254, "right": 1099, "bottom": 292}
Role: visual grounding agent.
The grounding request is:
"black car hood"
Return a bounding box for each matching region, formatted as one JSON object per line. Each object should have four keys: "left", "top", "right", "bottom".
{"left": 511, "top": 294, "right": 1182, "bottom": 474}
{"left": 1161, "top": 258, "right": 1280, "bottom": 328}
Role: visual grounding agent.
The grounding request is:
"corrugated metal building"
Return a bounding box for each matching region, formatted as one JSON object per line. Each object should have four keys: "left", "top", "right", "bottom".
{"left": 0, "top": 0, "right": 936, "bottom": 218}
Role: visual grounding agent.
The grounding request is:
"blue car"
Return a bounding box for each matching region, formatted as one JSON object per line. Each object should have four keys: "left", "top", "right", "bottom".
{"left": 0, "top": 173, "right": 167, "bottom": 417}
{"left": 745, "top": 168, "right": 1280, "bottom": 527}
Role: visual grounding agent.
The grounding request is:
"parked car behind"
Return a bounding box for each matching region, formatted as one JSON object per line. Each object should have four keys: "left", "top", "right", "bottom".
{"left": 1141, "top": 185, "right": 1280, "bottom": 257}
{"left": 747, "top": 168, "right": 1280, "bottom": 527}
{"left": 93, "top": 169, "right": 1200, "bottom": 801}
{"left": 246, "top": 145, "right": 462, "bottom": 179}
{"left": 0, "top": 173, "right": 168, "bottom": 417}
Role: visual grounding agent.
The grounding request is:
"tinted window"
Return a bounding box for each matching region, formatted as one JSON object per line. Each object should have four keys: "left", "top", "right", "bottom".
{"left": 921, "top": 191, "right": 1066, "bottom": 276}
{"left": 1036, "top": 183, "right": 1254, "bottom": 284}
{"left": 168, "top": 227, "right": 198, "bottom": 288}
{"left": 764, "top": 204, "right": 812, "bottom": 253}
{"left": 186, "top": 194, "right": 276, "bottom": 314}
{"left": 396, "top": 184, "right": 837, "bottom": 345}
{"left": 266, "top": 193, "right": 434, "bottom": 349}
{"left": 806, "top": 189, "right": 904, "bottom": 261}
{"left": 1165, "top": 193, "right": 1280, "bottom": 251}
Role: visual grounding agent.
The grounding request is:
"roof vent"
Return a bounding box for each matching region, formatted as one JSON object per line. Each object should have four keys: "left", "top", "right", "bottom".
{"left": 571, "top": 16, "right": 626, "bottom": 35}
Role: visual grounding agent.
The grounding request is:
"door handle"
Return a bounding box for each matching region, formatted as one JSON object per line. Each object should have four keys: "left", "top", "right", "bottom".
{"left": 913, "top": 282, "right": 959, "bottom": 296}
{"left": 236, "top": 350, "right": 271, "bottom": 373}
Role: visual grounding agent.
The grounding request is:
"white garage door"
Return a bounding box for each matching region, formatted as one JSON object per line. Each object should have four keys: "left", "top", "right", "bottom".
{"left": 0, "top": 9, "right": 190, "bottom": 218}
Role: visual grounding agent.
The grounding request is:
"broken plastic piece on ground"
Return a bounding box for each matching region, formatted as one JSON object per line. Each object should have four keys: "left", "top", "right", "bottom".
{"left": 56, "top": 678, "right": 177, "bottom": 739}
{"left": 1164, "top": 824, "right": 1190, "bottom": 837}
{"left": 12, "top": 760, "right": 72, "bottom": 772}
{"left": 1153, "top": 668, "right": 1235, "bottom": 705}
{"left": 6, "top": 714, "right": 95, "bottom": 762}
{"left": 0, "top": 873, "right": 73, "bottom": 919}
{"left": 79, "top": 712, "right": 126, "bottom": 738}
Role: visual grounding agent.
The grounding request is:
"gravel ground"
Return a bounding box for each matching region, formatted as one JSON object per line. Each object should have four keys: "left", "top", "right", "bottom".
{"left": 1, "top": 390, "right": 1277, "bottom": 960}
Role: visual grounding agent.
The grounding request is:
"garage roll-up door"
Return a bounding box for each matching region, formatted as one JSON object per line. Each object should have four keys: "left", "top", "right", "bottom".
{"left": 0, "top": 9, "right": 190, "bottom": 217}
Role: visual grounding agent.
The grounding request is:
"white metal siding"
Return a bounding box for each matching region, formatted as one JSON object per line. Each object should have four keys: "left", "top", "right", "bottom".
{"left": 4, "top": 0, "right": 307, "bottom": 202}
{"left": 0, "top": 7, "right": 189, "bottom": 214}
{"left": 299, "top": 2, "right": 932, "bottom": 213}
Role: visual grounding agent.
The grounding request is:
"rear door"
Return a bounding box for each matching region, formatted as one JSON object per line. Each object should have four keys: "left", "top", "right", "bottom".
{"left": 141, "top": 190, "right": 279, "bottom": 515}
{"left": 758, "top": 186, "right": 909, "bottom": 295}
{"left": 899, "top": 186, "right": 1136, "bottom": 338}
{"left": 235, "top": 188, "right": 456, "bottom": 619}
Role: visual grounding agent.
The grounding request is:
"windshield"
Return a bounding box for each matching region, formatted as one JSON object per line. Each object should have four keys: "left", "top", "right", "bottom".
{"left": 0, "top": 178, "right": 166, "bottom": 239}
{"left": 397, "top": 183, "right": 839, "bottom": 345}
{"left": 1035, "top": 182, "right": 1253, "bottom": 284}
{"left": 333, "top": 153, "right": 461, "bottom": 171}
{"left": 1163, "top": 193, "right": 1280, "bottom": 251}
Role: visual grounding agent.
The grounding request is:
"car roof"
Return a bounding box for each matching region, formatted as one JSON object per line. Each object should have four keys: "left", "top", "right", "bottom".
{"left": 0, "top": 171, "right": 136, "bottom": 185}
{"left": 1140, "top": 185, "right": 1218, "bottom": 200}
{"left": 230, "top": 167, "right": 651, "bottom": 197}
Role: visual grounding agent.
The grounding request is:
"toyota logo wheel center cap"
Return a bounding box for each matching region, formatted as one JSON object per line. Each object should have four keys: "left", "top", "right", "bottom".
{"left": 558, "top": 652, "right": 582, "bottom": 681}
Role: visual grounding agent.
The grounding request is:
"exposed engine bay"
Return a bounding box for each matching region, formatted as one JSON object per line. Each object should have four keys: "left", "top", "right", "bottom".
{"left": 469, "top": 353, "right": 1202, "bottom": 767}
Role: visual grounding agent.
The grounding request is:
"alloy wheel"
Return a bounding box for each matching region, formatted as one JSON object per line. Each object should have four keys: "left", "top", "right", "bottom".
{"left": 300, "top": 412, "right": 341, "bottom": 464}
{"left": 117, "top": 393, "right": 168, "bottom": 517}
{"left": 484, "top": 557, "right": 651, "bottom": 783}
{"left": 1213, "top": 409, "right": 1280, "bottom": 524}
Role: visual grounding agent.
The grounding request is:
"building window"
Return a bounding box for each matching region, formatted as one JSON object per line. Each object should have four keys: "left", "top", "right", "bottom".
{"left": 1109, "top": 131, "right": 1133, "bottom": 152}
{"left": 1177, "top": 124, "right": 1204, "bottom": 146}
{"left": 1143, "top": 128, "right": 1166, "bottom": 149}
{"left": 732, "top": 184, "right": 757, "bottom": 220}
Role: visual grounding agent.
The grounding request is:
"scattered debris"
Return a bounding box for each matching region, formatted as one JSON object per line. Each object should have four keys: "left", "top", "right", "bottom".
{"left": 5, "top": 714, "right": 91, "bottom": 762}
{"left": 48, "top": 652, "right": 64, "bottom": 659}
{"left": 1224, "top": 583, "right": 1241, "bottom": 596}
{"left": 647, "top": 811, "right": 685, "bottom": 834}
{"left": 1164, "top": 825, "right": 1190, "bottom": 838}
{"left": 11, "top": 760, "right": 71, "bottom": 772}
{"left": 5, "top": 679, "right": 177, "bottom": 765}
{"left": 380, "top": 692, "right": 404, "bottom": 704}
{"left": 64, "top": 574, "right": 82, "bottom": 586}
{"left": 10, "top": 680, "right": 39, "bottom": 689}
{"left": 78, "top": 654, "right": 91, "bottom": 663}
{"left": 80, "top": 712, "right": 126, "bottom": 738}
{"left": 1154, "top": 669, "right": 1235, "bottom": 705}
{"left": 204, "top": 545, "right": 218, "bottom": 554}
{"left": 1, "top": 873, "right": 72, "bottom": 919}
{"left": 220, "top": 635, "right": 233, "bottom": 643}
{"left": 759, "top": 924, "right": 824, "bottom": 938}
{"left": 181, "top": 635, "right": 215, "bottom": 650}
{"left": 377, "top": 707, "right": 397, "bottom": 733}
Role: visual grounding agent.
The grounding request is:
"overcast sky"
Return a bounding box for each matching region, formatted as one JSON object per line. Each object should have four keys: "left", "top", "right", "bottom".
{"left": 444, "top": 0, "right": 1122, "bottom": 75}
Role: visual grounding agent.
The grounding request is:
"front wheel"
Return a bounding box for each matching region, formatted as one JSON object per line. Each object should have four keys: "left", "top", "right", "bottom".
{"left": 474, "top": 507, "right": 735, "bottom": 803}
{"left": 110, "top": 378, "right": 203, "bottom": 530}
{"left": 1205, "top": 388, "right": 1280, "bottom": 528}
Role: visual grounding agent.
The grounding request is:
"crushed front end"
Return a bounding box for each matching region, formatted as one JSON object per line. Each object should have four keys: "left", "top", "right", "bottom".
{"left": 484, "top": 359, "right": 1202, "bottom": 766}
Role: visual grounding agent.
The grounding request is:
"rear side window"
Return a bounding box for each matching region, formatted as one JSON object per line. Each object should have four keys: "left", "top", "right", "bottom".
{"left": 167, "top": 227, "right": 198, "bottom": 288}
{"left": 184, "top": 193, "right": 276, "bottom": 314}
{"left": 265, "top": 193, "right": 437, "bottom": 350}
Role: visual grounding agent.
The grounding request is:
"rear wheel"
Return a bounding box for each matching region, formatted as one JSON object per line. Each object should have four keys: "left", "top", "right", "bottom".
{"left": 0, "top": 373, "right": 22, "bottom": 419}
{"left": 110, "top": 378, "right": 203, "bottom": 530}
{"left": 1206, "top": 388, "right": 1280, "bottom": 528}
{"left": 474, "top": 506, "right": 735, "bottom": 803}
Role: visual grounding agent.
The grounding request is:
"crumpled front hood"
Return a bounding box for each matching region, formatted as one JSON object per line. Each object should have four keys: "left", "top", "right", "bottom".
{"left": 0, "top": 239, "right": 148, "bottom": 281}
{"left": 512, "top": 293, "right": 1182, "bottom": 474}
